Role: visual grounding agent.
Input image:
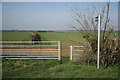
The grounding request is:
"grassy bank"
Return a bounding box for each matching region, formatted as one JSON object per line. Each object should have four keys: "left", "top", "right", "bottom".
{"left": 2, "top": 57, "right": 118, "bottom": 78}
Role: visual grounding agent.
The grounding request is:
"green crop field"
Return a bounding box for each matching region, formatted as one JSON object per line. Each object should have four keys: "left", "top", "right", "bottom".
{"left": 2, "top": 31, "right": 118, "bottom": 47}
{"left": 2, "top": 31, "right": 87, "bottom": 44}
{"left": 2, "top": 31, "right": 118, "bottom": 42}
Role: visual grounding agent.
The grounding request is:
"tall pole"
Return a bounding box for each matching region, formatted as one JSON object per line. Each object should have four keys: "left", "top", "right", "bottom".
{"left": 97, "top": 15, "right": 101, "bottom": 69}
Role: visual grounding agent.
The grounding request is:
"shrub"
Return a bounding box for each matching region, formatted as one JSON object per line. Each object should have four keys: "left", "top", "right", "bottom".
{"left": 29, "top": 31, "right": 41, "bottom": 43}
{"left": 69, "top": 1, "right": 119, "bottom": 68}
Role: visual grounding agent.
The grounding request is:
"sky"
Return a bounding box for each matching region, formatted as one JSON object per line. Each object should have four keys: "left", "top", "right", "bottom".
{"left": 1, "top": 0, "right": 120, "bottom": 2}
{"left": 0, "top": 2, "right": 2, "bottom": 31}
{"left": 1, "top": 2, "right": 118, "bottom": 31}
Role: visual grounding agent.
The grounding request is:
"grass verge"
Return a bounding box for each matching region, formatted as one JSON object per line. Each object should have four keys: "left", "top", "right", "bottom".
{"left": 2, "top": 56, "right": 118, "bottom": 78}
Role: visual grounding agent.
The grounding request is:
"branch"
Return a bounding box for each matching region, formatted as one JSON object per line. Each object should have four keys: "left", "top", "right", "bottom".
{"left": 102, "top": 1, "right": 110, "bottom": 43}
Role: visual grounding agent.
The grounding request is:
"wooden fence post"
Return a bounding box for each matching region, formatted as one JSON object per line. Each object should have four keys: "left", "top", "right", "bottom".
{"left": 58, "top": 41, "right": 61, "bottom": 61}
{"left": 70, "top": 46, "right": 73, "bottom": 61}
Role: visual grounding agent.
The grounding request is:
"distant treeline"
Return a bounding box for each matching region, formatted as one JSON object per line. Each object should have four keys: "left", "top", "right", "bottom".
{"left": 1, "top": 30, "right": 53, "bottom": 32}
{"left": 1, "top": 30, "right": 120, "bottom": 32}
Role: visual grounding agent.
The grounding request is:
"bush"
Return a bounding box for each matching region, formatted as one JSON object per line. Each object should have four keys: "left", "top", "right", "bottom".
{"left": 69, "top": 1, "right": 119, "bottom": 68}
{"left": 29, "top": 31, "right": 41, "bottom": 43}
{"left": 83, "top": 34, "right": 119, "bottom": 68}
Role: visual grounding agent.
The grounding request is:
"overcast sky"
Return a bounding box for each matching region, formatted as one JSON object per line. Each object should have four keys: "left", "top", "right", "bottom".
{"left": 1, "top": 2, "right": 118, "bottom": 30}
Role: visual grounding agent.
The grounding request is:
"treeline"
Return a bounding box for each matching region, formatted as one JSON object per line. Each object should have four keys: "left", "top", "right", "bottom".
{"left": 1, "top": 30, "right": 53, "bottom": 32}
{"left": 1, "top": 30, "right": 120, "bottom": 32}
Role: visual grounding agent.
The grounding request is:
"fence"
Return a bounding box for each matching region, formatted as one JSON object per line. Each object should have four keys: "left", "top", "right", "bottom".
{"left": 0, "top": 41, "right": 61, "bottom": 60}
{"left": 70, "top": 46, "right": 91, "bottom": 61}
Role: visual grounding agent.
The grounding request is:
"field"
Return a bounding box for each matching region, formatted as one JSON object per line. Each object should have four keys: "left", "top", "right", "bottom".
{"left": 2, "top": 31, "right": 88, "bottom": 56}
{"left": 2, "top": 31, "right": 119, "bottom": 56}
{"left": 1, "top": 31, "right": 119, "bottom": 78}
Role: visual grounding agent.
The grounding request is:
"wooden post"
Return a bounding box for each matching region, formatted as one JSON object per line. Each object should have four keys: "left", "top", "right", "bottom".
{"left": 58, "top": 41, "right": 61, "bottom": 61}
{"left": 70, "top": 46, "right": 73, "bottom": 61}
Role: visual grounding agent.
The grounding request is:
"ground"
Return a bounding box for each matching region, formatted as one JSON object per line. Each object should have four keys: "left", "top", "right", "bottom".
{"left": 2, "top": 57, "right": 119, "bottom": 78}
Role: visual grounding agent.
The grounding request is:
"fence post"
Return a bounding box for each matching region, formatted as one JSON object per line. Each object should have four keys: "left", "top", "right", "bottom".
{"left": 70, "top": 46, "right": 73, "bottom": 61}
{"left": 58, "top": 41, "right": 61, "bottom": 61}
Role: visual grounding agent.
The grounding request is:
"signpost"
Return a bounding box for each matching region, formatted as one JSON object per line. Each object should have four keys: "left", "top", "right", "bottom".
{"left": 95, "top": 15, "right": 101, "bottom": 69}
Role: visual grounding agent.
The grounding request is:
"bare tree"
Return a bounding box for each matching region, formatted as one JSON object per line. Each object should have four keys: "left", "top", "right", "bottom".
{"left": 68, "top": 1, "right": 119, "bottom": 68}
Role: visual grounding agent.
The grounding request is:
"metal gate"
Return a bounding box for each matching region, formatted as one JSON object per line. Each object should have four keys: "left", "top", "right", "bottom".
{"left": 0, "top": 41, "right": 61, "bottom": 60}
{"left": 70, "top": 46, "right": 91, "bottom": 61}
